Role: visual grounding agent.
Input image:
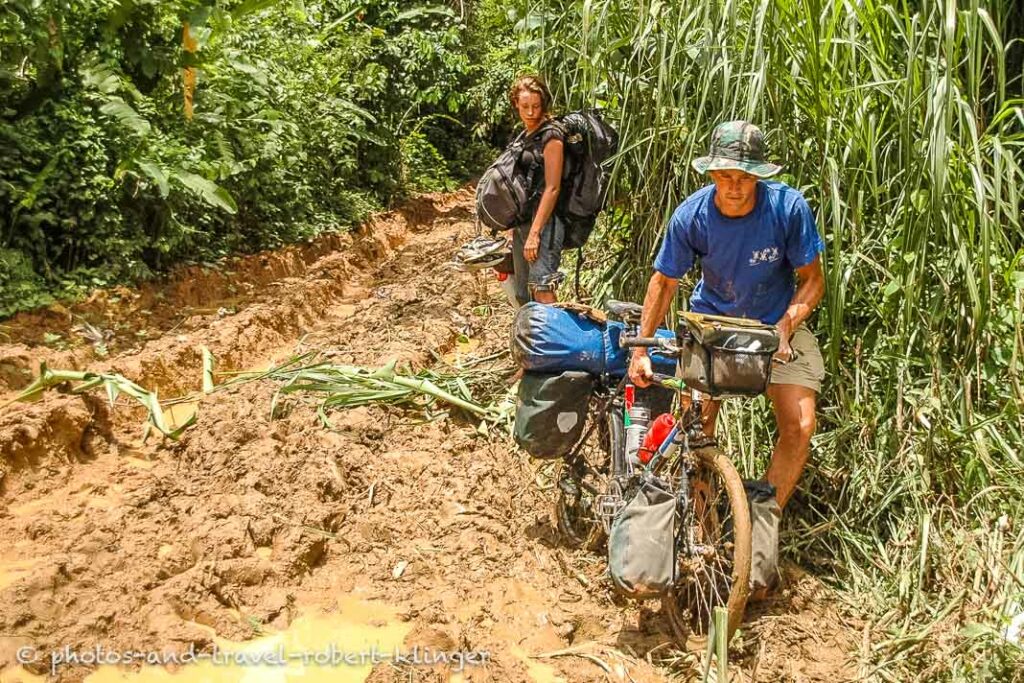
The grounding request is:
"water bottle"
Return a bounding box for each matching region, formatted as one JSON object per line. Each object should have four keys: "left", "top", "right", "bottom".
{"left": 624, "top": 404, "right": 651, "bottom": 467}
{"left": 638, "top": 413, "right": 676, "bottom": 464}
{"left": 495, "top": 271, "right": 519, "bottom": 308}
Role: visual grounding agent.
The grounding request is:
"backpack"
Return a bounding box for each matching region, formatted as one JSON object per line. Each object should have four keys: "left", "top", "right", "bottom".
{"left": 557, "top": 111, "right": 619, "bottom": 249}
{"left": 475, "top": 110, "right": 619, "bottom": 249}
{"left": 475, "top": 130, "right": 536, "bottom": 232}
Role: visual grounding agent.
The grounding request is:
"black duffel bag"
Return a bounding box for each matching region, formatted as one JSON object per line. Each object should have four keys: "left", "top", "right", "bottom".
{"left": 514, "top": 370, "right": 593, "bottom": 460}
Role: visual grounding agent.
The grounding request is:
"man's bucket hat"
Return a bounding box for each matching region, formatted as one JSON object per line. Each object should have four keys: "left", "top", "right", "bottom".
{"left": 692, "top": 120, "right": 782, "bottom": 178}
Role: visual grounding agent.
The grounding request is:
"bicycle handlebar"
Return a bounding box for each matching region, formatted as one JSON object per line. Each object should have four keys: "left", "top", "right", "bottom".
{"left": 642, "top": 372, "right": 685, "bottom": 391}
{"left": 619, "top": 336, "right": 678, "bottom": 351}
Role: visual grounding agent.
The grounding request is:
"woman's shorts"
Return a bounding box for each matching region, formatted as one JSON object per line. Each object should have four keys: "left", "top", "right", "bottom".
{"left": 511, "top": 215, "right": 565, "bottom": 305}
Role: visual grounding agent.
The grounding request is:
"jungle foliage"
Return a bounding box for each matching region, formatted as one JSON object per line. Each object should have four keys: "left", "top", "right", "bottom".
{"left": 4, "top": 1, "right": 1023, "bottom": 677}
{"left": 0, "top": 0, "right": 515, "bottom": 316}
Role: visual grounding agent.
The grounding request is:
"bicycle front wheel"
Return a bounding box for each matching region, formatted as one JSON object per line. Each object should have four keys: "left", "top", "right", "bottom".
{"left": 663, "top": 445, "right": 751, "bottom": 644}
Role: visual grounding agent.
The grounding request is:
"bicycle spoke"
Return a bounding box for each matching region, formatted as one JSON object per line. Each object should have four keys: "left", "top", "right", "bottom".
{"left": 668, "top": 451, "right": 745, "bottom": 637}
{"left": 554, "top": 398, "right": 617, "bottom": 550}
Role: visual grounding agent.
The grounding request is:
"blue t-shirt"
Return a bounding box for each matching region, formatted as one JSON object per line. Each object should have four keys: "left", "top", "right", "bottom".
{"left": 653, "top": 181, "right": 824, "bottom": 325}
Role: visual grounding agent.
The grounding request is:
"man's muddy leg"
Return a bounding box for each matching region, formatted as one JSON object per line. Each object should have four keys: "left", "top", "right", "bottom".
{"left": 765, "top": 384, "right": 817, "bottom": 509}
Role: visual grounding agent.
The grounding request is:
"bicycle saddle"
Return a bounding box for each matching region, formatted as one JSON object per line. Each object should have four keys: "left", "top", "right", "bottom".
{"left": 606, "top": 300, "right": 644, "bottom": 324}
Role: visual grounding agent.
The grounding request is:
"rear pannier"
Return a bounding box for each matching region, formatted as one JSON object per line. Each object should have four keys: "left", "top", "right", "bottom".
{"left": 514, "top": 370, "right": 593, "bottom": 460}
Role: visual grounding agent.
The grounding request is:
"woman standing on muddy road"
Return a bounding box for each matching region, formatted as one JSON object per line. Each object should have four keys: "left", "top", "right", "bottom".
{"left": 509, "top": 74, "right": 566, "bottom": 306}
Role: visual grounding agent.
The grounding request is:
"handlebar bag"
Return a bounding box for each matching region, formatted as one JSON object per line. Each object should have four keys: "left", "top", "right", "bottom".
{"left": 608, "top": 473, "right": 677, "bottom": 598}
{"left": 514, "top": 370, "right": 593, "bottom": 459}
{"left": 677, "top": 312, "right": 780, "bottom": 397}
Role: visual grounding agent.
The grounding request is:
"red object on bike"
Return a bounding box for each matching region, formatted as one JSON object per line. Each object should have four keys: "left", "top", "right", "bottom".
{"left": 495, "top": 271, "right": 509, "bottom": 281}
{"left": 638, "top": 413, "right": 675, "bottom": 464}
{"left": 624, "top": 384, "right": 635, "bottom": 412}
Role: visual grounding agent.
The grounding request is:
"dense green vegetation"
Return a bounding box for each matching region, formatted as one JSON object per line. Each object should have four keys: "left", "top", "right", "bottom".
{"left": 3, "top": 0, "right": 1022, "bottom": 678}
{"left": 512, "top": 0, "right": 1023, "bottom": 678}
{"left": 0, "top": 1, "right": 516, "bottom": 317}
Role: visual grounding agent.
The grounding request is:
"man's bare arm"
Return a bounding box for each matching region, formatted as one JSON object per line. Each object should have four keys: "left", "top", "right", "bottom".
{"left": 627, "top": 272, "right": 678, "bottom": 386}
{"left": 776, "top": 256, "right": 824, "bottom": 357}
{"left": 634, "top": 272, "right": 679, "bottom": 355}
{"left": 634, "top": 272, "right": 675, "bottom": 342}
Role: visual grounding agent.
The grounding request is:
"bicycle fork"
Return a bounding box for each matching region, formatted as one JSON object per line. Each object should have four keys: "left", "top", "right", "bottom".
{"left": 672, "top": 437, "right": 716, "bottom": 560}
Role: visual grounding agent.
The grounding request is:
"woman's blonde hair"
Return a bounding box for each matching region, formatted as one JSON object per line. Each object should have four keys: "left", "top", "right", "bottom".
{"left": 508, "top": 73, "right": 553, "bottom": 113}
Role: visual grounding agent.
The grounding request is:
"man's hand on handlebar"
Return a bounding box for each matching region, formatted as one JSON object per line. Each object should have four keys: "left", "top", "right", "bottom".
{"left": 773, "top": 315, "right": 797, "bottom": 365}
{"left": 773, "top": 336, "right": 795, "bottom": 365}
{"left": 628, "top": 351, "right": 654, "bottom": 388}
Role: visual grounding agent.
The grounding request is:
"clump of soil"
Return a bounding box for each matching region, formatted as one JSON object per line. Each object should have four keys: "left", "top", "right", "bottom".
{"left": 0, "top": 188, "right": 862, "bottom": 682}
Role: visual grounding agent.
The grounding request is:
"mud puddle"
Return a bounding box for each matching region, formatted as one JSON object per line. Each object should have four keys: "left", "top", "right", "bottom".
{"left": 85, "top": 596, "right": 410, "bottom": 683}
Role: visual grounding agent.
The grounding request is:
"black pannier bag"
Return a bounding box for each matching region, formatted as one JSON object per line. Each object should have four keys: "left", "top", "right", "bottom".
{"left": 677, "top": 312, "right": 780, "bottom": 397}
{"left": 514, "top": 370, "right": 593, "bottom": 460}
{"left": 608, "top": 473, "right": 677, "bottom": 598}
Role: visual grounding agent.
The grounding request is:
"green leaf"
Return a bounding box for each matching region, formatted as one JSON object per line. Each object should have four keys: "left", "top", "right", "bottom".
{"left": 231, "top": 0, "right": 286, "bottom": 19}
{"left": 396, "top": 6, "right": 456, "bottom": 23}
{"left": 170, "top": 171, "right": 238, "bottom": 214}
{"left": 99, "top": 98, "right": 151, "bottom": 136}
{"left": 229, "top": 60, "right": 268, "bottom": 85}
{"left": 201, "top": 346, "right": 215, "bottom": 393}
{"left": 17, "top": 156, "right": 58, "bottom": 210}
{"left": 137, "top": 161, "right": 169, "bottom": 198}
{"left": 82, "top": 65, "right": 120, "bottom": 94}
{"left": 105, "top": 381, "right": 119, "bottom": 407}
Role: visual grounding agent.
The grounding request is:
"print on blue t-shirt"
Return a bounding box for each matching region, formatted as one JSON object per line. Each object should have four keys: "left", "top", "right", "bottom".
{"left": 653, "top": 181, "right": 824, "bottom": 325}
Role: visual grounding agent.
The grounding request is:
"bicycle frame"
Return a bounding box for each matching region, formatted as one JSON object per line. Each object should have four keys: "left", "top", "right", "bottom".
{"left": 552, "top": 307, "right": 760, "bottom": 642}
{"left": 559, "top": 321, "right": 731, "bottom": 553}
{"left": 557, "top": 373, "right": 626, "bottom": 511}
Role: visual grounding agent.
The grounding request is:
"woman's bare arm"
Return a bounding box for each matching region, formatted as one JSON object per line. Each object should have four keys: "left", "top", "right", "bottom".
{"left": 523, "top": 138, "right": 564, "bottom": 261}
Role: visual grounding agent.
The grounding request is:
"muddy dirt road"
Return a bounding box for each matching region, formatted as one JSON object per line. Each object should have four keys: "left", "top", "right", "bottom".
{"left": 0, "top": 189, "right": 863, "bottom": 682}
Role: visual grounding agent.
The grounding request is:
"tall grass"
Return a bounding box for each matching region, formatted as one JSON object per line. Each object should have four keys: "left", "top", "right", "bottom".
{"left": 516, "top": 0, "right": 1024, "bottom": 678}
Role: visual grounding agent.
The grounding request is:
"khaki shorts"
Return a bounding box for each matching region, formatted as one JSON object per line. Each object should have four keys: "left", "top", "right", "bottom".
{"left": 770, "top": 324, "right": 825, "bottom": 393}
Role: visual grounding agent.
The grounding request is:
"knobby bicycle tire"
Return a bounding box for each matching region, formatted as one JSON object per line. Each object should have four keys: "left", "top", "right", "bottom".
{"left": 553, "top": 406, "right": 622, "bottom": 550}
{"left": 663, "top": 445, "right": 751, "bottom": 645}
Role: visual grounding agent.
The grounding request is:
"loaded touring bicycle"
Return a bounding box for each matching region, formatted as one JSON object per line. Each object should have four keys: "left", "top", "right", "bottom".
{"left": 512, "top": 300, "right": 783, "bottom": 644}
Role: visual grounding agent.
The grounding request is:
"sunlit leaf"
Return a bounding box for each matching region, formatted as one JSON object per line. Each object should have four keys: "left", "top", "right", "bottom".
{"left": 170, "top": 170, "right": 238, "bottom": 214}
{"left": 99, "top": 98, "right": 151, "bottom": 136}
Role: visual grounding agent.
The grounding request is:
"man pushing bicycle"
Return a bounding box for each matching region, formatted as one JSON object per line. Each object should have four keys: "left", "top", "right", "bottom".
{"left": 628, "top": 120, "right": 825, "bottom": 512}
